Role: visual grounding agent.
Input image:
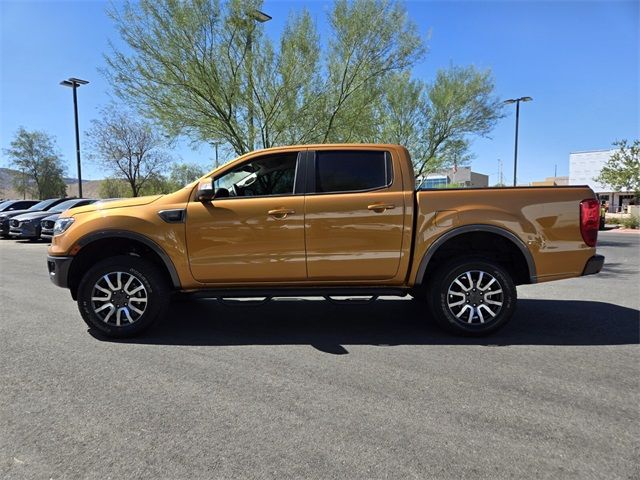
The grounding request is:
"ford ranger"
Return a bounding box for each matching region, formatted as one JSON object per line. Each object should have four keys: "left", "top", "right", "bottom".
{"left": 46, "top": 144, "right": 604, "bottom": 337}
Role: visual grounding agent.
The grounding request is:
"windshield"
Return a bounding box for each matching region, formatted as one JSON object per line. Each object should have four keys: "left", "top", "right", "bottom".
{"left": 27, "top": 198, "right": 59, "bottom": 211}
{"left": 0, "top": 201, "right": 10, "bottom": 210}
{"left": 50, "top": 199, "right": 87, "bottom": 213}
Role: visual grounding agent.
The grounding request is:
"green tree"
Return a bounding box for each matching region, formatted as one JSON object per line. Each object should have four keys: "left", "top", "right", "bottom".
{"left": 10, "top": 169, "right": 33, "bottom": 200}
{"left": 375, "top": 67, "right": 502, "bottom": 177}
{"left": 99, "top": 177, "right": 132, "bottom": 198}
{"left": 4, "top": 127, "right": 67, "bottom": 199}
{"left": 99, "top": 163, "right": 204, "bottom": 198}
{"left": 105, "top": 0, "right": 424, "bottom": 154}
{"left": 138, "top": 174, "right": 174, "bottom": 195}
{"left": 86, "top": 106, "right": 172, "bottom": 197}
{"left": 167, "top": 163, "right": 206, "bottom": 191}
{"left": 595, "top": 140, "right": 640, "bottom": 200}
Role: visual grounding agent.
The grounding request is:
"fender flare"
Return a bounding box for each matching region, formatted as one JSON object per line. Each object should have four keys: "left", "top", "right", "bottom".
{"left": 414, "top": 224, "right": 537, "bottom": 285}
{"left": 75, "top": 229, "right": 181, "bottom": 288}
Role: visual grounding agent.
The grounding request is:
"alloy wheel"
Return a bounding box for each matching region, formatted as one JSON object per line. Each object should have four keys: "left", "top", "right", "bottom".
{"left": 91, "top": 271, "right": 148, "bottom": 326}
{"left": 446, "top": 270, "right": 504, "bottom": 325}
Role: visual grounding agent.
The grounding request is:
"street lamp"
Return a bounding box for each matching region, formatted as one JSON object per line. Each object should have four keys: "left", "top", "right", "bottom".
{"left": 211, "top": 141, "right": 221, "bottom": 168}
{"left": 503, "top": 96, "right": 532, "bottom": 187}
{"left": 246, "top": 9, "right": 271, "bottom": 151}
{"left": 60, "top": 77, "right": 89, "bottom": 197}
{"left": 249, "top": 9, "right": 272, "bottom": 23}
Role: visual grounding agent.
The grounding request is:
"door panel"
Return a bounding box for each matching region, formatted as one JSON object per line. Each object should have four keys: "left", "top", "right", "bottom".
{"left": 186, "top": 150, "right": 306, "bottom": 284}
{"left": 304, "top": 189, "right": 405, "bottom": 280}
{"left": 186, "top": 196, "right": 306, "bottom": 283}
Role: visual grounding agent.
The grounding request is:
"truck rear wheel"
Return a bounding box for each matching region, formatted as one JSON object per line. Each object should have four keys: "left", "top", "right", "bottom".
{"left": 76, "top": 255, "right": 169, "bottom": 338}
{"left": 428, "top": 257, "right": 517, "bottom": 336}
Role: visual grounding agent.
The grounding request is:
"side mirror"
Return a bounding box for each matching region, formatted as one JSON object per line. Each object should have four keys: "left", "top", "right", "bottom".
{"left": 196, "top": 180, "right": 215, "bottom": 203}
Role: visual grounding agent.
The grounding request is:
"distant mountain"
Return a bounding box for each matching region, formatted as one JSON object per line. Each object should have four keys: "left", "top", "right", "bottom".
{"left": 0, "top": 167, "right": 103, "bottom": 200}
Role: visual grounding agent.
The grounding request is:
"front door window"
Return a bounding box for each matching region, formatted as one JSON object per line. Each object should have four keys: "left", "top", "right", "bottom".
{"left": 214, "top": 153, "right": 298, "bottom": 198}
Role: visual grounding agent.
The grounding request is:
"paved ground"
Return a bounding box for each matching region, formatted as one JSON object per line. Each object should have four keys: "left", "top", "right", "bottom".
{"left": 1, "top": 231, "right": 638, "bottom": 479}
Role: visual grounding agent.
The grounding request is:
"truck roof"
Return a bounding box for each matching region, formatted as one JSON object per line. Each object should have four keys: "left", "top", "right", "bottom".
{"left": 245, "top": 143, "right": 405, "bottom": 154}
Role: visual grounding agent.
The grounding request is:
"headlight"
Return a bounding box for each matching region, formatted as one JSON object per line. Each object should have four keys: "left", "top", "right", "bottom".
{"left": 53, "top": 217, "right": 75, "bottom": 235}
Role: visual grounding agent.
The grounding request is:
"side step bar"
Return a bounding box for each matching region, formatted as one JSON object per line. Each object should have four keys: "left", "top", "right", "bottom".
{"left": 185, "top": 286, "right": 410, "bottom": 300}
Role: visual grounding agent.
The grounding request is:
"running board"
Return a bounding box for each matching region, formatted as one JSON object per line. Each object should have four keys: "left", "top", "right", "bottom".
{"left": 185, "top": 286, "right": 409, "bottom": 300}
{"left": 324, "top": 295, "right": 379, "bottom": 305}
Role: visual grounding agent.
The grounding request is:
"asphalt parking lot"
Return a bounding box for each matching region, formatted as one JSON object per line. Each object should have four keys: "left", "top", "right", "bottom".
{"left": 1, "top": 231, "right": 638, "bottom": 480}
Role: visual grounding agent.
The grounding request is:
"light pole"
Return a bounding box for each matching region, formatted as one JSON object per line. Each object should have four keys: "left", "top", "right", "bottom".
{"left": 211, "top": 141, "right": 221, "bottom": 168}
{"left": 60, "top": 77, "right": 89, "bottom": 197}
{"left": 246, "top": 9, "right": 271, "bottom": 151}
{"left": 503, "top": 96, "right": 532, "bottom": 187}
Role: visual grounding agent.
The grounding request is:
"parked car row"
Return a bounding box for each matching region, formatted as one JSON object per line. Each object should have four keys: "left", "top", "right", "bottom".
{"left": 0, "top": 198, "right": 98, "bottom": 241}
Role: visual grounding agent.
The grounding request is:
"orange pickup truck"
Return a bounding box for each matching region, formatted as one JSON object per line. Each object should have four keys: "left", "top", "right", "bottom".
{"left": 47, "top": 144, "right": 604, "bottom": 337}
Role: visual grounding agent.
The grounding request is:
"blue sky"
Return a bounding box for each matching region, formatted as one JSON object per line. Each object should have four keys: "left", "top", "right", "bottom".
{"left": 1, "top": 0, "right": 638, "bottom": 185}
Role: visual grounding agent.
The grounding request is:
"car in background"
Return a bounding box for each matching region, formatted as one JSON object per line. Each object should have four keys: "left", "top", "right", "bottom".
{"left": 0, "top": 200, "right": 39, "bottom": 213}
{"left": 40, "top": 199, "right": 99, "bottom": 240}
{"left": 40, "top": 214, "right": 61, "bottom": 241}
{"left": 10, "top": 198, "right": 96, "bottom": 241}
{"left": 0, "top": 198, "right": 71, "bottom": 238}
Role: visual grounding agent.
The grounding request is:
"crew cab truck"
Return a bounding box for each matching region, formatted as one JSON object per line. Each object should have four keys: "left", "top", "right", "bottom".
{"left": 46, "top": 144, "right": 604, "bottom": 338}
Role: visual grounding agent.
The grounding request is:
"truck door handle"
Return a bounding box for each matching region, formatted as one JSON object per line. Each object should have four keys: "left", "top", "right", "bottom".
{"left": 367, "top": 203, "right": 396, "bottom": 212}
{"left": 268, "top": 208, "right": 295, "bottom": 219}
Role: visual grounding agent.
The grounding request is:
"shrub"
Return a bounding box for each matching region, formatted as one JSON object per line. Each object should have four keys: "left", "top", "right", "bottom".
{"left": 621, "top": 215, "right": 640, "bottom": 229}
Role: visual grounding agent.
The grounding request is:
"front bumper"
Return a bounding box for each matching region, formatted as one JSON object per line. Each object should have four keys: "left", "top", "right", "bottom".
{"left": 582, "top": 254, "right": 605, "bottom": 276}
{"left": 41, "top": 221, "right": 55, "bottom": 240}
{"left": 47, "top": 255, "right": 73, "bottom": 288}
{"left": 9, "top": 223, "right": 38, "bottom": 239}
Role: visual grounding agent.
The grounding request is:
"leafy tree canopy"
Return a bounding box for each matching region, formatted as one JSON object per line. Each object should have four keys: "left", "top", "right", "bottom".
{"left": 86, "top": 106, "right": 172, "bottom": 197}
{"left": 595, "top": 140, "right": 640, "bottom": 199}
{"left": 4, "top": 127, "right": 67, "bottom": 199}
{"left": 105, "top": 0, "right": 502, "bottom": 176}
{"left": 168, "top": 163, "right": 206, "bottom": 190}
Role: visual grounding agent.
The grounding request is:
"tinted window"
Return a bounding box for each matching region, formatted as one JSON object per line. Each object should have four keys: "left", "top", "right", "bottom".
{"left": 49, "top": 199, "right": 95, "bottom": 213}
{"left": 27, "top": 198, "right": 61, "bottom": 211}
{"left": 215, "top": 153, "right": 298, "bottom": 198}
{"left": 314, "top": 150, "right": 391, "bottom": 193}
{"left": 0, "top": 200, "right": 33, "bottom": 211}
{"left": 13, "top": 201, "right": 37, "bottom": 210}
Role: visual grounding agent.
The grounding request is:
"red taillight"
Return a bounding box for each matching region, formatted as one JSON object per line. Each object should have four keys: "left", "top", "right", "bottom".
{"left": 580, "top": 198, "right": 600, "bottom": 247}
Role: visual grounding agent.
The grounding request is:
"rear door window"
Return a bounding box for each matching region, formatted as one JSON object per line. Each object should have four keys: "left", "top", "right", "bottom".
{"left": 313, "top": 150, "right": 392, "bottom": 194}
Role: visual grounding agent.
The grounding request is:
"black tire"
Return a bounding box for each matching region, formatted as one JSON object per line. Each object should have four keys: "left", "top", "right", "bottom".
{"left": 427, "top": 257, "right": 517, "bottom": 336}
{"left": 77, "top": 255, "right": 170, "bottom": 338}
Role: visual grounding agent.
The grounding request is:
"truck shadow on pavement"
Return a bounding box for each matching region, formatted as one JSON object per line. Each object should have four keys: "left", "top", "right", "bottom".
{"left": 93, "top": 298, "right": 640, "bottom": 353}
{"left": 594, "top": 262, "right": 637, "bottom": 279}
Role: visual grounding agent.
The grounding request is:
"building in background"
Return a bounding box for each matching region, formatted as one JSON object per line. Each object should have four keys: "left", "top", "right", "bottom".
{"left": 569, "top": 149, "right": 635, "bottom": 212}
{"left": 419, "top": 167, "right": 489, "bottom": 189}
{"left": 530, "top": 176, "right": 569, "bottom": 186}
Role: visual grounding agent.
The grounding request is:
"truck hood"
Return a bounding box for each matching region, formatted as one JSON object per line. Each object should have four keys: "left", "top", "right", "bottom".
{"left": 69, "top": 195, "right": 163, "bottom": 215}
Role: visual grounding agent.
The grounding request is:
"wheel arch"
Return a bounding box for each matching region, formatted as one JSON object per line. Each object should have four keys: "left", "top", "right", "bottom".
{"left": 67, "top": 230, "right": 181, "bottom": 299}
{"left": 414, "top": 225, "right": 537, "bottom": 286}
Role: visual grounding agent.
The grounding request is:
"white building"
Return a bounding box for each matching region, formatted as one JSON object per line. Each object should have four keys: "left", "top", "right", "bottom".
{"left": 569, "top": 149, "right": 635, "bottom": 213}
{"left": 419, "top": 167, "right": 489, "bottom": 189}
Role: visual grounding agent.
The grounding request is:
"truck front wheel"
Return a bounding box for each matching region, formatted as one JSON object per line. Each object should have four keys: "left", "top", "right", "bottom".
{"left": 76, "top": 255, "right": 169, "bottom": 338}
{"left": 428, "top": 257, "right": 517, "bottom": 336}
